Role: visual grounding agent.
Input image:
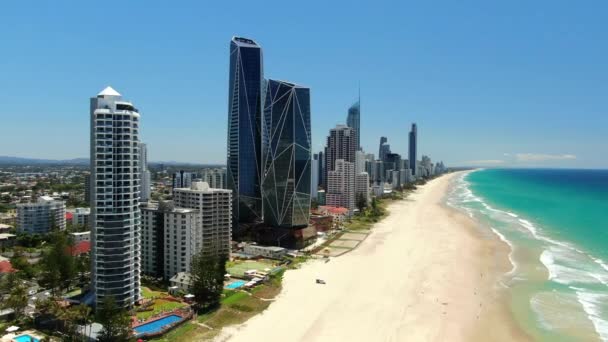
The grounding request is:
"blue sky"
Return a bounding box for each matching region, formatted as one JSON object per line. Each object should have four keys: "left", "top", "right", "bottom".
{"left": 0, "top": 0, "right": 606, "bottom": 168}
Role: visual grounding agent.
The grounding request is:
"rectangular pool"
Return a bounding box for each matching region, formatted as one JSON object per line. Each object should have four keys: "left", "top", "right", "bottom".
{"left": 225, "top": 280, "right": 246, "bottom": 289}
{"left": 14, "top": 335, "right": 40, "bottom": 342}
{"left": 133, "top": 314, "right": 183, "bottom": 335}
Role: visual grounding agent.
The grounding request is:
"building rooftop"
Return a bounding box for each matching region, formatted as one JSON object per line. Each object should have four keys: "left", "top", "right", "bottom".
{"left": 97, "top": 86, "right": 121, "bottom": 97}
{"left": 232, "top": 36, "right": 260, "bottom": 48}
{"left": 0, "top": 260, "right": 15, "bottom": 273}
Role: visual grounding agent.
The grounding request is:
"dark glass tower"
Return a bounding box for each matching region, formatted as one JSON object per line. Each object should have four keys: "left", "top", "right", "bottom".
{"left": 261, "top": 79, "right": 311, "bottom": 228}
{"left": 346, "top": 97, "right": 360, "bottom": 151}
{"left": 409, "top": 123, "right": 417, "bottom": 175}
{"left": 227, "top": 37, "right": 264, "bottom": 225}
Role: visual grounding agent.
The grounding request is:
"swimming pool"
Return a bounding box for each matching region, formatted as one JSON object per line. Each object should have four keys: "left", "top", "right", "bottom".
{"left": 13, "top": 335, "right": 40, "bottom": 342}
{"left": 133, "top": 314, "right": 182, "bottom": 335}
{"left": 225, "top": 280, "right": 246, "bottom": 289}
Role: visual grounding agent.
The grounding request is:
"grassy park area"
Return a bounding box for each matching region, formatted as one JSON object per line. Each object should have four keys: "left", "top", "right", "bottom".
{"left": 137, "top": 286, "right": 188, "bottom": 320}
{"left": 149, "top": 275, "right": 283, "bottom": 342}
{"left": 226, "top": 259, "right": 277, "bottom": 278}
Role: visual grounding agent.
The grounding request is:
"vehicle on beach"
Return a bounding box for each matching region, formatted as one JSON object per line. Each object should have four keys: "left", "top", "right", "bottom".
{"left": 316, "top": 279, "right": 326, "bottom": 284}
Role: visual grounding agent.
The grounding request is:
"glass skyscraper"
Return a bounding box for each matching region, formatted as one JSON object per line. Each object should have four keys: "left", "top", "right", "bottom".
{"left": 227, "top": 37, "right": 264, "bottom": 225}
{"left": 346, "top": 97, "right": 360, "bottom": 151}
{"left": 261, "top": 79, "right": 311, "bottom": 228}
{"left": 409, "top": 123, "right": 417, "bottom": 175}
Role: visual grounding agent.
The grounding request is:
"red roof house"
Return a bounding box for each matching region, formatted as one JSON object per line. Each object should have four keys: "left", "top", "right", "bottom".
{"left": 0, "top": 260, "right": 16, "bottom": 273}
{"left": 67, "top": 241, "right": 91, "bottom": 256}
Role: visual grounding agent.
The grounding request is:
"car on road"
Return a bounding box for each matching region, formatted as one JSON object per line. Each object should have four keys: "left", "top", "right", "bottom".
{"left": 28, "top": 290, "right": 36, "bottom": 295}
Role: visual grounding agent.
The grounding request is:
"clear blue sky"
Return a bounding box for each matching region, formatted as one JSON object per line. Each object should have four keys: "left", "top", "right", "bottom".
{"left": 1, "top": 0, "right": 606, "bottom": 168}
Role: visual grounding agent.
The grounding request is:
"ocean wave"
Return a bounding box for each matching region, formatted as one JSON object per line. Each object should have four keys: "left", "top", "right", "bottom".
{"left": 573, "top": 289, "right": 608, "bottom": 341}
{"left": 539, "top": 247, "right": 608, "bottom": 286}
{"left": 490, "top": 227, "right": 516, "bottom": 274}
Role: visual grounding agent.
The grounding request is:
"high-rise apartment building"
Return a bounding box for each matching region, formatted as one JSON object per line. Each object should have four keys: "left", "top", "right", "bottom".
{"left": 201, "top": 168, "right": 227, "bottom": 189}
{"left": 90, "top": 86, "right": 141, "bottom": 309}
{"left": 173, "top": 170, "right": 193, "bottom": 190}
{"left": 326, "top": 159, "right": 355, "bottom": 214}
{"left": 16, "top": 196, "right": 66, "bottom": 234}
{"left": 355, "top": 172, "right": 370, "bottom": 205}
{"left": 311, "top": 154, "right": 320, "bottom": 199}
{"left": 409, "top": 123, "right": 417, "bottom": 176}
{"left": 346, "top": 97, "right": 360, "bottom": 151}
{"left": 227, "top": 36, "right": 264, "bottom": 225}
{"left": 318, "top": 150, "right": 324, "bottom": 189}
{"left": 261, "top": 79, "right": 311, "bottom": 228}
{"left": 324, "top": 125, "right": 356, "bottom": 187}
{"left": 173, "top": 181, "right": 232, "bottom": 258}
{"left": 378, "top": 136, "right": 390, "bottom": 162}
{"left": 141, "top": 201, "right": 169, "bottom": 279}
{"left": 140, "top": 143, "right": 151, "bottom": 202}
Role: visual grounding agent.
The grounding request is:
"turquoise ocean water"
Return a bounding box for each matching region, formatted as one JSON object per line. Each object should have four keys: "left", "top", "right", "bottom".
{"left": 447, "top": 169, "right": 608, "bottom": 341}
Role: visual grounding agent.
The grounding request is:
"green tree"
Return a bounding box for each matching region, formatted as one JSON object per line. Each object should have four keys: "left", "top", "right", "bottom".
{"left": 96, "top": 296, "right": 132, "bottom": 342}
{"left": 1, "top": 282, "right": 28, "bottom": 318}
{"left": 356, "top": 193, "right": 367, "bottom": 213}
{"left": 39, "top": 231, "right": 76, "bottom": 294}
{"left": 190, "top": 252, "right": 228, "bottom": 311}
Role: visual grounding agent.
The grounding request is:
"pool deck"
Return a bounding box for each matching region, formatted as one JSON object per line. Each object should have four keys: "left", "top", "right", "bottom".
{"left": 1, "top": 331, "right": 44, "bottom": 342}
{"left": 132, "top": 308, "right": 193, "bottom": 338}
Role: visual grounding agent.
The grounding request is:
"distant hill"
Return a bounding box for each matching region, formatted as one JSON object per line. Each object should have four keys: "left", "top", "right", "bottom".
{"left": 0, "top": 156, "right": 90, "bottom": 165}
{"left": 0, "top": 156, "right": 224, "bottom": 168}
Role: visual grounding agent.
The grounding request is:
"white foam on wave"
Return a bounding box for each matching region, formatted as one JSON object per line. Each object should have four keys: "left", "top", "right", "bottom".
{"left": 490, "top": 227, "right": 516, "bottom": 274}
{"left": 573, "top": 289, "right": 608, "bottom": 341}
{"left": 539, "top": 247, "right": 608, "bottom": 286}
{"left": 507, "top": 212, "right": 518, "bottom": 218}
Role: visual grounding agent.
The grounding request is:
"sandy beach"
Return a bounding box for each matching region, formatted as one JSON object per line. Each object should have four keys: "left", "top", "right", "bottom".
{"left": 216, "top": 172, "right": 531, "bottom": 342}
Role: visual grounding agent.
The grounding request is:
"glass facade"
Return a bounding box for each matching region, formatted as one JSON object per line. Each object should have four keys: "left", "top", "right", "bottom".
{"left": 227, "top": 37, "right": 264, "bottom": 224}
{"left": 346, "top": 100, "right": 360, "bottom": 150}
{"left": 409, "top": 123, "right": 417, "bottom": 175}
{"left": 262, "top": 80, "right": 311, "bottom": 228}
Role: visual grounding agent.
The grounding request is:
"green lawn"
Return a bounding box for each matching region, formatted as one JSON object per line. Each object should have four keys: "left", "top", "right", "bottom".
{"left": 142, "top": 286, "right": 164, "bottom": 299}
{"left": 137, "top": 287, "right": 187, "bottom": 319}
{"left": 226, "top": 259, "right": 276, "bottom": 278}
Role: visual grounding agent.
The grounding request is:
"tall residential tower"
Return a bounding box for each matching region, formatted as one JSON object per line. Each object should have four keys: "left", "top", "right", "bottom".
{"left": 261, "top": 79, "right": 311, "bottom": 228}
{"left": 90, "top": 86, "right": 141, "bottom": 309}
{"left": 227, "top": 36, "right": 264, "bottom": 226}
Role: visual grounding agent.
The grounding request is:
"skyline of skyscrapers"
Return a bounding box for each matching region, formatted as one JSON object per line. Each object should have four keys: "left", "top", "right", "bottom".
{"left": 261, "top": 79, "right": 312, "bottom": 228}
{"left": 227, "top": 37, "right": 264, "bottom": 226}
{"left": 90, "top": 86, "right": 141, "bottom": 309}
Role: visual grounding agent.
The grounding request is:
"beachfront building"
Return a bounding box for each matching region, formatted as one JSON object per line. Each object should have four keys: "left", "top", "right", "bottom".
{"left": 16, "top": 196, "right": 66, "bottom": 234}
{"left": 326, "top": 159, "right": 355, "bottom": 214}
{"left": 172, "top": 170, "right": 194, "bottom": 190}
{"left": 379, "top": 136, "right": 391, "bottom": 162}
{"left": 162, "top": 207, "right": 201, "bottom": 280}
{"left": 243, "top": 244, "right": 287, "bottom": 259}
{"left": 355, "top": 172, "right": 370, "bottom": 205}
{"left": 201, "top": 168, "right": 227, "bottom": 189}
{"left": 139, "top": 142, "right": 151, "bottom": 202}
{"left": 90, "top": 86, "right": 142, "bottom": 309}
{"left": 227, "top": 36, "right": 264, "bottom": 226}
{"left": 261, "top": 79, "right": 311, "bottom": 229}
{"left": 409, "top": 123, "right": 417, "bottom": 176}
{"left": 141, "top": 201, "right": 169, "bottom": 279}
{"left": 173, "top": 181, "right": 232, "bottom": 258}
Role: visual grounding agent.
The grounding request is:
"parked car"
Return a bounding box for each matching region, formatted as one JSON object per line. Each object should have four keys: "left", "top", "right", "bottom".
{"left": 316, "top": 279, "right": 326, "bottom": 284}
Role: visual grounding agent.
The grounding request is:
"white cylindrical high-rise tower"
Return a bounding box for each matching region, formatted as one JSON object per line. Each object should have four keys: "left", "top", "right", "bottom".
{"left": 90, "top": 86, "right": 142, "bottom": 309}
